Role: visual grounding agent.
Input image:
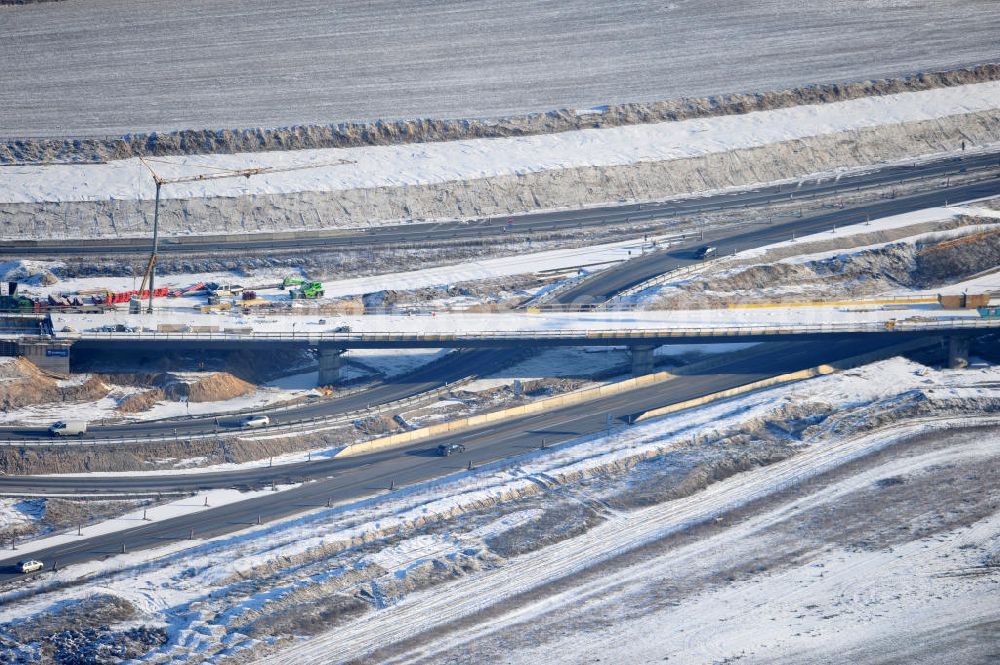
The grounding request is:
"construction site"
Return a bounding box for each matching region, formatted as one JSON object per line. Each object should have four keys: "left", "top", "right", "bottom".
{"left": 0, "top": 1, "right": 999, "bottom": 663}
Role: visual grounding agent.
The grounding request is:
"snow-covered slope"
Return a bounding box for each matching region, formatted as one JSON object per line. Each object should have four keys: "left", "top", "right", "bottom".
{"left": 4, "top": 81, "right": 1000, "bottom": 204}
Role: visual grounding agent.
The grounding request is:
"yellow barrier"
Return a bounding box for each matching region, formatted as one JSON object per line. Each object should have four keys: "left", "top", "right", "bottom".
{"left": 725, "top": 297, "right": 937, "bottom": 310}
{"left": 635, "top": 338, "right": 934, "bottom": 422}
{"left": 635, "top": 365, "right": 835, "bottom": 422}
{"left": 334, "top": 369, "right": 676, "bottom": 457}
{"left": 336, "top": 338, "right": 935, "bottom": 458}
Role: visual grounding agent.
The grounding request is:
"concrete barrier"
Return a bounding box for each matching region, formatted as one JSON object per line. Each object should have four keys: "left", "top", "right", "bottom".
{"left": 635, "top": 366, "right": 835, "bottom": 422}
{"left": 337, "top": 338, "right": 938, "bottom": 458}
{"left": 635, "top": 338, "right": 935, "bottom": 422}
{"left": 334, "top": 369, "right": 676, "bottom": 457}
{"left": 725, "top": 296, "right": 937, "bottom": 309}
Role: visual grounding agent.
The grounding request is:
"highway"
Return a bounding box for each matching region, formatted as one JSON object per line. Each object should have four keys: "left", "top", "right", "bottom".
{"left": 0, "top": 158, "right": 993, "bottom": 577}
{"left": 1, "top": 151, "right": 998, "bottom": 256}
{"left": 1, "top": 167, "right": 996, "bottom": 444}
{"left": 0, "top": 337, "right": 903, "bottom": 580}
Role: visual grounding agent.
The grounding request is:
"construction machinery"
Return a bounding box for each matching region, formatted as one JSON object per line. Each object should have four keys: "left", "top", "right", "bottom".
{"left": 281, "top": 276, "right": 306, "bottom": 289}
{"left": 978, "top": 306, "right": 1000, "bottom": 319}
{"left": 0, "top": 295, "right": 34, "bottom": 313}
{"left": 289, "top": 281, "right": 325, "bottom": 300}
{"left": 137, "top": 156, "right": 355, "bottom": 314}
{"left": 169, "top": 282, "right": 207, "bottom": 298}
{"left": 938, "top": 293, "right": 991, "bottom": 309}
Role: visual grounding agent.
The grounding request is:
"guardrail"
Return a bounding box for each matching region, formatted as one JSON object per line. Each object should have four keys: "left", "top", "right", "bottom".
{"left": 527, "top": 232, "right": 703, "bottom": 306}
{"left": 602, "top": 170, "right": 1000, "bottom": 304}
{"left": 50, "top": 317, "right": 1000, "bottom": 346}
{"left": 605, "top": 256, "right": 732, "bottom": 304}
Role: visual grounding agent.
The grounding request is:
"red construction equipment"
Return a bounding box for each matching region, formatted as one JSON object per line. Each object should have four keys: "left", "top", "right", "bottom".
{"left": 169, "top": 282, "right": 206, "bottom": 298}
{"left": 95, "top": 287, "right": 170, "bottom": 305}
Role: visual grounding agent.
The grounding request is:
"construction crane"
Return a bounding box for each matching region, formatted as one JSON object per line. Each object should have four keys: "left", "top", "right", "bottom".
{"left": 137, "top": 155, "right": 355, "bottom": 313}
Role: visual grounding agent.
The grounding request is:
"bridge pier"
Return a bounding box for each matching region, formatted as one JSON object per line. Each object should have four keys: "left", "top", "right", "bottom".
{"left": 317, "top": 346, "right": 345, "bottom": 386}
{"left": 947, "top": 336, "right": 970, "bottom": 369}
{"left": 630, "top": 344, "right": 656, "bottom": 375}
{"left": 16, "top": 339, "right": 73, "bottom": 375}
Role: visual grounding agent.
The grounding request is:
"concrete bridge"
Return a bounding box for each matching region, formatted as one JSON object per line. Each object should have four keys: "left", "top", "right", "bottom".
{"left": 3, "top": 317, "right": 991, "bottom": 382}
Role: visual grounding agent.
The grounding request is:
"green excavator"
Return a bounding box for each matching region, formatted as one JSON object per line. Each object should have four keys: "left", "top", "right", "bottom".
{"left": 289, "top": 281, "right": 325, "bottom": 300}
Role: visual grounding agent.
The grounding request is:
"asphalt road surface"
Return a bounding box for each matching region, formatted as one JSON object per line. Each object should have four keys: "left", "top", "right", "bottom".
{"left": 4, "top": 150, "right": 998, "bottom": 256}
{"left": 0, "top": 337, "right": 902, "bottom": 581}
{"left": 2, "top": 0, "right": 997, "bottom": 138}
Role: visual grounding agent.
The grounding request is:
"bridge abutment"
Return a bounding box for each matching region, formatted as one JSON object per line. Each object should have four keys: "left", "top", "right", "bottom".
{"left": 317, "top": 346, "right": 345, "bottom": 386}
{"left": 16, "top": 339, "right": 73, "bottom": 375}
{"left": 947, "top": 336, "right": 970, "bottom": 369}
{"left": 630, "top": 344, "right": 656, "bottom": 375}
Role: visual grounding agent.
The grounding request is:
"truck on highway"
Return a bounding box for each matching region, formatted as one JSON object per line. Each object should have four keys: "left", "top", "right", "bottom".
{"left": 49, "top": 420, "right": 87, "bottom": 437}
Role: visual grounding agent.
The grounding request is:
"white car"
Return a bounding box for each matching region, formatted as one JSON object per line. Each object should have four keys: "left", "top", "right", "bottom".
{"left": 18, "top": 560, "right": 44, "bottom": 574}
{"left": 239, "top": 415, "right": 270, "bottom": 428}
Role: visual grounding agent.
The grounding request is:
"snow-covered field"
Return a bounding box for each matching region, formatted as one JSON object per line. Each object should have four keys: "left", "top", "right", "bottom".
{"left": 0, "top": 498, "right": 43, "bottom": 532}
{"left": 4, "top": 82, "right": 1000, "bottom": 204}
{"left": 4, "top": 0, "right": 997, "bottom": 139}
{"left": 2, "top": 356, "right": 998, "bottom": 664}
{"left": 393, "top": 432, "right": 1000, "bottom": 665}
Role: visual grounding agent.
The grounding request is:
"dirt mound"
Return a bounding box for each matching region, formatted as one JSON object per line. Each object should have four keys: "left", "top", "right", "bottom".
{"left": 0, "top": 359, "right": 108, "bottom": 411}
{"left": 102, "top": 371, "right": 255, "bottom": 410}
{"left": 916, "top": 225, "right": 1000, "bottom": 285}
{"left": 0, "top": 356, "right": 45, "bottom": 381}
{"left": 59, "top": 376, "right": 109, "bottom": 402}
{"left": 116, "top": 389, "right": 165, "bottom": 414}
{"left": 187, "top": 372, "right": 255, "bottom": 403}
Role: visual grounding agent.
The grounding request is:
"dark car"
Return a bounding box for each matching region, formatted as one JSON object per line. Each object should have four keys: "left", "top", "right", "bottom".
{"left": 437, "top": 443, "right": 466, "bottom": 457}
{"left": 694, "top": 245, "right": 718, "bottom": 259}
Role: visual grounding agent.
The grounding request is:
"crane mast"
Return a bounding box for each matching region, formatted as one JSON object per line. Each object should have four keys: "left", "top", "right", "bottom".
{"left": 136, "top": 156, "right": 354, "bottom": 313}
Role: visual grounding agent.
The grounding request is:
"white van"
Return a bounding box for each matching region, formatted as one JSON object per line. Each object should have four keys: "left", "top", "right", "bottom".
{"left": 18, "top": 560, "right": 44, "bottom": 574}
{"left": 239, "top": 415, "right": 270, "bottom": 428}
{"left": 49, "top": 420, "right": 87, "bottom": 437}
